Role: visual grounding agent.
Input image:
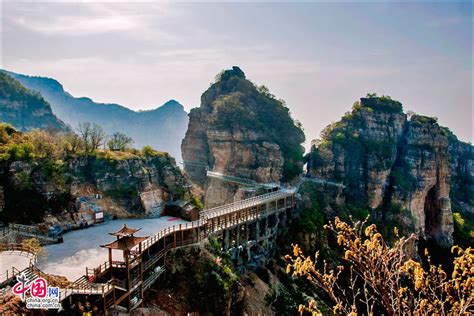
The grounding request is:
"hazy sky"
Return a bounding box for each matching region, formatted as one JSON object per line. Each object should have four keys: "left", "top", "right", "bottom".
{"left": 1, "top": 1, "right": 472, "bottom": 146}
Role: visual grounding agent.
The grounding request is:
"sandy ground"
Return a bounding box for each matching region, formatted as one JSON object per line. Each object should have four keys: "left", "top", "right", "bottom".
{"left": 36, "top": 216, "right": 188, "bottom": 281}
{"left": 0, "top": 251, "right": 32, "bottom": 283}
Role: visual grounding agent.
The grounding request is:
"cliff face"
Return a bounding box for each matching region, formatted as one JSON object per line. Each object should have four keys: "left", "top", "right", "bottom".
{"left": 307, "top": 96, "right": 473, "bottom": 246}
{"left": 182, "top": 67, "right": 304, "bottom": 207}
{"left": 0, "top": 72, "right": 67, "bottom": 132}
{"left": 0, "top": 153, "right": 188, "bottom": 224}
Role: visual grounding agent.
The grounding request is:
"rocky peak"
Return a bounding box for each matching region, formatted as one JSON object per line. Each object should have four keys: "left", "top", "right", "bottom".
{"left": 307, "top": 95, "right": 473, "bottom": 246}
{"left": 182, "top": 67, "right": 304, "bottom": 207}
{"left": 218, "top": 66, "right": 246, "bottom": 81}
{"left": 140, "top": 99, "right": 185, "bottom": 115}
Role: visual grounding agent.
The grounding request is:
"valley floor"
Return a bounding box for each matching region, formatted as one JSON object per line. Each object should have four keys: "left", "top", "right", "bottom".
{"left": 36, "top": 216, "right": 188, "bottom": 281}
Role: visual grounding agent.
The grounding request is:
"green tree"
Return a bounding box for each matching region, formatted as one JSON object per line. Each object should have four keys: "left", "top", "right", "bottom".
{"left": 62, "top": 132, "right": 84, "bottom": 154}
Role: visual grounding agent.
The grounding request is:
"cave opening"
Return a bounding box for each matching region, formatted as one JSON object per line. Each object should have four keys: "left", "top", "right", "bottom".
{"left": 419, "top": 186, "right": 454, "bottom": 270}
{"left": 424, "top": 186, "right": 441, "bottom": 241}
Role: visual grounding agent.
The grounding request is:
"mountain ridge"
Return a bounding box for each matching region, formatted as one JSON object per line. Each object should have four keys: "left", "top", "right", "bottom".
{"left": 1, "top": 69, "right": 189, "bottom": 160}
{"left": 0, "top": 72, "right": 68, "bottom": 132}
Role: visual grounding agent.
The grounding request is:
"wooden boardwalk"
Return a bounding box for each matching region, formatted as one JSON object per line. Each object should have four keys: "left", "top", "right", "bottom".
{"left": 3, "top": 188, "right": 297, "bottom": 313}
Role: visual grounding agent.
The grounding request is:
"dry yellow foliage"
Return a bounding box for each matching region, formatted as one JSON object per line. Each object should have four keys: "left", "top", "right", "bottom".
{"left": 286, "top": 217, "right": 473, "bottom": 315}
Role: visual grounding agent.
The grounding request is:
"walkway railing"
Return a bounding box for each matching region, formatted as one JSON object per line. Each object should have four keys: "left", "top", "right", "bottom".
{"left": 200, "top": 190, "right": 293, "bottom": 219}
{"left": 0, "top": 224, "right": 60, "bottom": 244}
{"left": 303, "top": 176, "right": 345, "bottom": 189}
{"left": 0, "top": 244, "right": 39, "bottom": 284}
{"left": 0, "top": 243, "right": 39, "bottom": 256}
{"left": 139, "top": 219, "right": 205, "bottom": 253}
{"left": 59, "top": 279, "right": 115, "bottom": 302}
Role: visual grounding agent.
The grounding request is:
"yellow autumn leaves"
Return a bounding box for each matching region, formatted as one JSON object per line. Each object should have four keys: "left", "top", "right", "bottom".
{"left": 286, "top": 217, "right": 473, "bottom": 315}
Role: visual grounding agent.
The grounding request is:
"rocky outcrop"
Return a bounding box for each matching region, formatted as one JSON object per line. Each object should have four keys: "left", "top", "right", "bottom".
{"left": 389, "top": 116, "right": 453, "bottom": 245}
{"left": 0, "top": 154, "right": 189, "bottom": 224}
{"left": 182, "top": 67, "right": 304, "bottom": 207}
{"left": 449, "top": 138, "right": 474, "bottom": 216}
{"left": 306, "top": 96, "right": 473, "bottom": 246}
{"left": 139, "top": 189, "right": 167, "bottom": 215}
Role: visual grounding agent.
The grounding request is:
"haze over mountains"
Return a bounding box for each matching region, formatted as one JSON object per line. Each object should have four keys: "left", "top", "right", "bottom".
{"left": 1, "top": 70, "right": 189, "bottom": 161}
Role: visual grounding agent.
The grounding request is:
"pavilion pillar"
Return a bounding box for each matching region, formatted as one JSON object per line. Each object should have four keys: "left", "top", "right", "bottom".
{"left": 109, "top": 248, "right": 113, "bottom": 279}
{"left": 126, "top": 251, "right": 131, "bottom": 310}
{"left": 236, "top": 223, "right": 240, "bottom": 245}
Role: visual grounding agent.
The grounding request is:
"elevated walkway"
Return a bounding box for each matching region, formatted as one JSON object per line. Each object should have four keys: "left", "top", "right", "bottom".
{"left": 303, "top": 176, "right": 345, "bottom": 189}
{"left": 206, "top": 171, "right": 279, "bottom": 189}
{"left": 3, "top": 186, "right": 297, "bottom": 313}
{"left": 200, "top": 189, "right": 294, "bottom": 220}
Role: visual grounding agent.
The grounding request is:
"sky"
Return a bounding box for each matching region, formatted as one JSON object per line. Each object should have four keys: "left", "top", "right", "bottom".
{"left": 1, "top": 1, "right": 472, "bottom": 147}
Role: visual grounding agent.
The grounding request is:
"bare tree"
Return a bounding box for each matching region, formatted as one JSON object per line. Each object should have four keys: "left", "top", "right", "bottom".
{"left": 90, "top": 123, "right": 105, "bottom": 151}
{"left": 77, "top": 122, "right": 91, "bottom": 152}
{"left": 107, "top": 132, "right": 134, "bottom": 151}
{"left": 77, "top": 122, "right": 105, "bottom": 153}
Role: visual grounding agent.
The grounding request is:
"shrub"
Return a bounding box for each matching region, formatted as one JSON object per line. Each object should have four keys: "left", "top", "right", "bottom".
{"left": 297, "top": 207, "right": 325, "bottom": 233}
{"left": 21, "top": 238, "right": 45, "bottom": 257}
{"left": 42, "top": 159, "right": 67, "bottom": 187}
{"left": 264, "top": 285, "right": 299, "bottom": 315}
{"left": 453, "top": 212, "right": 474, "bottom": 248}
{"left": 5, "top": 142, "right": 35, "bottom": 161}
{"left": 0, "top": 123, "right": 17, "bottom": 144}
{"left": 15, "top": 171, "right": 32, "bottom": 190}
{"left": 106, "top": 186, "right": 138, "bottom": 200}
{"left": 287, "top": 218, "right": 473, "bottom": 315}
{"left": 142, "top": 145, "right": 167, "bottom": 157}
{"left": 391, "top": 167, "right": 417, "bottom": 193}
{"left": 191, "top": 195, "right": 204, "bottom": 210}
{"left": 362, "top": 94, "right": 403, "bottom": 113}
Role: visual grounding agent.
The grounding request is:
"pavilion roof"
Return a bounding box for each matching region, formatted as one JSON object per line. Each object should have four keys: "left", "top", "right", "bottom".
{"left": 100, "top": 235, "right": 148, "bottom": 250}
{"left": 109, "top": 224, "right": 141, "bottom": 237}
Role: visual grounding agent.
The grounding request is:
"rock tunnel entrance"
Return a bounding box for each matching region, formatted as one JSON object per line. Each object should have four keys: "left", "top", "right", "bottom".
{"left": 424, "top": 186, "right": 442, "bottom": 241}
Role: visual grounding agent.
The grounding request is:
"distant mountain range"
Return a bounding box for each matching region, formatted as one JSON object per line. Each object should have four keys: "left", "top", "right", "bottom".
{"left": 0, "top": 72, "right": 67, "bottom": 131}
{"left": 1, "top": 70, "right": 189, "bottom": 161}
